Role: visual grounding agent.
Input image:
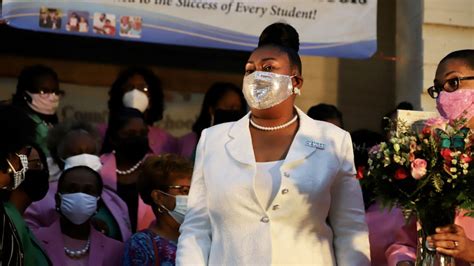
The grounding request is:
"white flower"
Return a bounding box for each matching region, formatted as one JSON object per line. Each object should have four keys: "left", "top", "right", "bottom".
{"left": 450, "top": 167, "right": 457, "bottom": 173}
{"left": 394, "top": 144, "right": 400, "bottom": 152}
{"left": 463, "top": 169, "right": 468, "bottom": 175}
{"left": 452, "top": 159, "right": 458, "bottom": 165}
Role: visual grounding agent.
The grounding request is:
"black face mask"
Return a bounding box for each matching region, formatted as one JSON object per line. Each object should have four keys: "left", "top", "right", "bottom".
{"left": 115, "top": 135, "right": 150, "bottom": 162}
{"left": 212, "top": 109, "right": 245, "bottom": 126}
{"left": 20, "top": 169, "right": 50, "bottom": 202}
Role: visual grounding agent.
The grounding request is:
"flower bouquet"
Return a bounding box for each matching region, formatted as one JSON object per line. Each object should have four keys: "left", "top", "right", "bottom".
{"left": 362, "top": 116, "right": 474, "bottom": 265}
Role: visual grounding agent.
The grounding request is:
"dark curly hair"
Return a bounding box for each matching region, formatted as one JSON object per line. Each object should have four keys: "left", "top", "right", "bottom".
{"left": 0, "top": 103, "right": 36, "bottom": 172}
{"left": 108, "top": 67, "right": 164, "bottom": 125}
{"left": 138, "top": 154, "right": 193, "bottom": 207}
{"left": 257, "top": 23, "right": 302, "bottom": 74}
{"left": 47, "top": 120, "right": 101, "bottom": 170}
{"left": 192, "top": 82, "right": 246, "bottom": 137}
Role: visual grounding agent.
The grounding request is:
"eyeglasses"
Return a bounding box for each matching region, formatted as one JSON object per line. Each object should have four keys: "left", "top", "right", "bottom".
{"left": 123, "top": 85, "right": 149, "bottom": 93}
{"left": 427, "top": 76, "right": 474, "bottom": 99}
{"left": 34, "top": 88, "right": 65, "bottom": 96}
{"left": 160, "top": 185, "right": 190, "bottom": 195}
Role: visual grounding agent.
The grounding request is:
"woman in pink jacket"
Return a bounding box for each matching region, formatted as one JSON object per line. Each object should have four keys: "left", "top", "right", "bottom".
{"left": 387, "top": 50, "right": 474, "bottom": 265}
{"left": 101, "top": 108, "right": 155, "bottom": 232}
{"left": 34, "top": 166, "right": 124, "bottom": 266}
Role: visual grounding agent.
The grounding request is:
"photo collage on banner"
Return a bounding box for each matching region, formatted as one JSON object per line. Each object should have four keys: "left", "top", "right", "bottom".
{"left": 38, "top": 6, "right": 142, "bottom": 39}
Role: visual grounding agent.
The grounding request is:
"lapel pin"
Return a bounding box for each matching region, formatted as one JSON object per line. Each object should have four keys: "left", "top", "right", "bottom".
{"left": 305, "top": 140, "right": 325, "bottom": 150}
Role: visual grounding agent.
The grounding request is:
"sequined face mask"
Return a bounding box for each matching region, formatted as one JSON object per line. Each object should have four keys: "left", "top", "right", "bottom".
{"left": 4, "top": 153, "right": 29, "bottom": 190}
{"left": 436, "top": 89, "right": 474, "bottom": 120}
{"left": 242, "top": 71, "right": 299, "bottom": 110}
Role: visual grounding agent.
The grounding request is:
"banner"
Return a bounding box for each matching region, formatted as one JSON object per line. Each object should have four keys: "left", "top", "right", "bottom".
{"left": 1, "top": 0, "right": 377, "bottom": 58}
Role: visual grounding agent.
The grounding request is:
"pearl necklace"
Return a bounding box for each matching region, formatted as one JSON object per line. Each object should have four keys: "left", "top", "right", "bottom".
{"left": 250, "top": 115, "right": 298, "bottom": 131}
{"left": 64, "top": 239, "right": 90, "bottom": 258}
{"left": 115, "top": 156, "right": 146, "bottom": 175}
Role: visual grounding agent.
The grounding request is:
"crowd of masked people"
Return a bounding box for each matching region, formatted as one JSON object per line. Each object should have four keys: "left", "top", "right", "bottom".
{"left": 0, "top": 64, "right": 248, "bottom": 266}
{"left": 1, "top": 22, "right": 474, "bottom": 266}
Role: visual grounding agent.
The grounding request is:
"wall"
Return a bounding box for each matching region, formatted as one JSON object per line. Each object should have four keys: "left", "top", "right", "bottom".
{"left": 421, "top": 0, "right": 474, "bottom": 112}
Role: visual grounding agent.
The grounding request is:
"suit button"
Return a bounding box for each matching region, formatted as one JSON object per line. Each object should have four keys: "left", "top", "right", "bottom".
{"left": 283, "top": 172, "right": 290, "bottom": 177}
{"left": 260, "top": 216, "right": 269, "bottom": 223}
{"left": 272, "top": 205, "right": 280, "bottom": 210}
{"left": 282, "top": 188, "right": 289, "bottom": 194}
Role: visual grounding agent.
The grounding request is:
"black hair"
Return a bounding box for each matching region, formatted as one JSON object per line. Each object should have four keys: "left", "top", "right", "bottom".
{"left": 12, "top": 64, "right": 59, "bottom": 107}
{"left": 439, "top": 49, "right": 474, "bottom": 69}
{"left": 307, "top": 103, "right": 343, "bottom": 127}
{"left": 192, "top": 82, "right": 246, "bottom": 136}
{"left": 57, "top": 165, "right": 103, "bottom": 195}
{"left": 47, "top": 120, "right": 101, "bottom": 170}
{"left": 0, "top": 103, "right": 36, "bottom": 171}
{"left": 11, "top": 65, "right": 60, "bottom": 124}
{"left": 101, "top": 107, "right": 145, "bottom": 154}
{"left": 257, "top": 23, "right": 302, "bottom": 74}
{"left": 138, "top": 154, "right": 193, "bottom": 207}
{"left": 108, "top": 67, "right": 164, "bottom": 125}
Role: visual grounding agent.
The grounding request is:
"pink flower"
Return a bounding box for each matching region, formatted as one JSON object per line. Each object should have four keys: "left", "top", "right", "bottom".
{"left": 409, "top": 152, "right": 415, "bottom": 162}
{"left": 394, "top": 168, "right": 409, "bottom": 180}
{"left": 425, "top": 117, "right": 448, "bottom": 130}
{"left": 411, "top": 159, "right": 427, "bottom": 180}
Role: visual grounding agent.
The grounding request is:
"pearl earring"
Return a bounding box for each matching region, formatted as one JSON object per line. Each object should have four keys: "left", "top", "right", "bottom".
{"left": 294, "top": 87, "right": 301, "bottom": 96}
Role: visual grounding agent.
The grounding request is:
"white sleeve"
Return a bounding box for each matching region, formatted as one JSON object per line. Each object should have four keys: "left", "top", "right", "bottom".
{"left": 176, "top": 130, "right": 212, "bottom": 266}
{"left": 329, "top": 132, "right": 371, "bottom": 266}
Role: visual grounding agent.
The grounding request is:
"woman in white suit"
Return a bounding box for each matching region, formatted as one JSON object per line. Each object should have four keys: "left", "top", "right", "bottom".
{"left": 176, "top": 23, "right": 371, "bottom": 265}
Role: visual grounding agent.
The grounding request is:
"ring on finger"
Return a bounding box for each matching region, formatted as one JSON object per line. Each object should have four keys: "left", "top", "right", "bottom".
{"left": 453, "top": 241, "right": 459, "bottom": 248}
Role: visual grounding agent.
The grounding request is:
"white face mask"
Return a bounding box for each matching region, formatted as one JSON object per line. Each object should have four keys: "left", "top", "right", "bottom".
{"left": 122, "top": 89, "right": 149, "bottom": 113}
{"left": 159, "top": 191, "right": 188, "bottom": 224}
{"left": 26, "top": 92, "right": 60, "bottom": 115}
{"left": 3, "top": 153, "right": 29, "bottom": 190}
{"left": 242, "top": 71, "right": 299, "bottom": 110}
{"left": 63, "top": 154, "right": 102, "bottom": 172}
{"left": 59, "top": 192, "right": 99, "bottom": 225}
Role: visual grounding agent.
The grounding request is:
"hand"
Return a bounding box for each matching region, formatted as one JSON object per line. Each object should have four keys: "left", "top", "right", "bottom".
{"left": 427, "top": 224, "right": 474, "bottom": 262}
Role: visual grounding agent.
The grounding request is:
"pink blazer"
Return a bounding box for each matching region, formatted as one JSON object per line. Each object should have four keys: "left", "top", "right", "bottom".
{"left": 365, "top": 202, "right": 408, "bottom": 266}
{"left": 176, "top": 132, "right": 198, "bottom": 159}
{"left": 34, "top": 219, "right": 124, "bottom": 266}
{"left": 386, "top": 210, "right": 474, "bottom": 266}
{"left": 100, "top": 152, "right": 155, "bottom": 231}
{"left": 97, "top": 124, "right": 178, "bottom": 155}
{"left": 25, "top": 181, "right": 132, "bottom": 241}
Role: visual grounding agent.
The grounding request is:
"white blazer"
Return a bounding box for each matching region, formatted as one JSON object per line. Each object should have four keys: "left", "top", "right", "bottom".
{"left": 176, "top": 107, "right": 370, "bottom": 266}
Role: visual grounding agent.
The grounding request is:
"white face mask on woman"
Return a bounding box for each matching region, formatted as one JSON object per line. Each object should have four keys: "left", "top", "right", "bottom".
{"left": 158, "top": 190, "right": 188, "bottom": 224}
{"left": 59, "top": 192, "right": 99, "bottom": 225}
{"left": 242, "top": 71, "right": 300, "bottom": 110}
{"left": 63, "top": 154, "right": 102, "bottom": 172}
{"left": 122, "top": 89, "right": 149, "bottom": 113}
{"left": 26, "top": 92, "right": 60, "bottom": 115}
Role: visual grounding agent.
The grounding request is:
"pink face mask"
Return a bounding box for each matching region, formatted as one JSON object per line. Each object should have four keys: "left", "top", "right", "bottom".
{"left": 436, "top": 89, "right": 474, "bottom": 120}
{"left": 26, "top": 92, "right": 60, "bottom": 115}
